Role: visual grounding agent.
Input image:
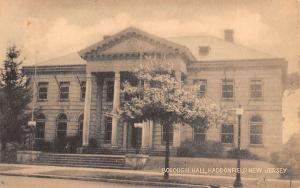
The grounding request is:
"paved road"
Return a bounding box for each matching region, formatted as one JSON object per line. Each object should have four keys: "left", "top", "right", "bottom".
{"left": 0, "top": 175, "right": 160, "bottom": 188}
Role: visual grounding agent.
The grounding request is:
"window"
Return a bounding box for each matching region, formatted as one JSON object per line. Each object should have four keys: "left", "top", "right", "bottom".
{"left": 59, "top": 82, "right": 70, "bottom": 100}
{"left": 250, "top": 79, "right": 263, "bottom": 99}
{"left": 250, "top": 115, "right": 263, "bottom": 145}
{"left": 221, "top": 124, "right": 234, "bottom": 144}
{"left": 194, "top": 126, "right": 206, "bottom": 145}
{"left": 78, "top": 114, "right": 84, "bottom": 140}
{"left": 35, "top": 113, "right": 46, "bottom": 140}
{"left": 194, "top": 79, "right": 207, "bottom": 97}
{"left": 38, "top": 82, "right": 48, "bottom": 100}
{"left": 106, "top": 81, "right": 114, "bottom": 102}
{"left": 104, "top": 117, "right": 112, "bottom": 144}
{"left": 56, "top": 113, "right": 67, "bottom": 139}
{"left": 162, "top": 125, "right": 173, "bottom": 145}
{"left": 222, "top": 79, "right": 234, "bottom": 99}
{"left": 80, "top": 81, "right": 86, "bottom": 100}
{"left": 198, "top": 46, "right": 210, "bottom": 56}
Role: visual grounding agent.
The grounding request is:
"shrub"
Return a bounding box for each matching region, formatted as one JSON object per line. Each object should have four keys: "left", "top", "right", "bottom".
{"left": 89, "top": 138, "right": 98, "bottom": 148}
{"left": 177, "top": 141, "right": 194, "bottom": 157}
{"left": 227, "top": 148, "right": 260, "bottom": 160}
{"left": 1, "top": 142, "right": 21, "bottom": 163}
{"left": 270, "top": 151, "right": 300, "bottom": 178}
{"left": 53, "top": 137, "right": 67, "bottom": 153}
{"left": 65, "top": 136, "right": 82, "bottom": 153}
{"left": 177, "top": 140, "right": 224, "bottom": 158}
{"left": 34, "top": 140, "right": 54, "bottom": 152}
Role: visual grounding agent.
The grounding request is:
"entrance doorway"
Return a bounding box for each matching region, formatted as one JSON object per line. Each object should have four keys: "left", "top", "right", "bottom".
{"left": 131, "top": 127, "right": 142, "bottom": 149}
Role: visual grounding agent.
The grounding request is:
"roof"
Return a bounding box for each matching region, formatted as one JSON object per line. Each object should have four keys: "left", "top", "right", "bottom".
{"left": 169, "top": 35, "right": 278, "bottom": 61}
{"left": 30, "top": 27, "right": 280, "bottom": 67}
{"left": 34, "top": 53, "right": 86, "bottom": 66}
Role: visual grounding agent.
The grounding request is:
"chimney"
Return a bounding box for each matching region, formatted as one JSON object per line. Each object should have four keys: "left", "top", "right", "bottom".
{"left": 103, "top": 35, "right": 111, "bottom": 40}
{"left": 224, "top": 29, "right": 234, "bottom": 42}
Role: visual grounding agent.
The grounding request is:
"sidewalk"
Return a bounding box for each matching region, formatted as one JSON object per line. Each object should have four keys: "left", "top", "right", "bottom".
{"left": 0, "top": 163, "right": 300, "bottom": 188}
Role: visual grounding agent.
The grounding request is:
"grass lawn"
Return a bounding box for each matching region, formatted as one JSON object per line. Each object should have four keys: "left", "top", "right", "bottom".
{"left": 39, "top": 169, "right": 300, "bottom": 188}
{"left": 0, "top": 166, "right": 25, "bottom": 171}
{"left": 39, "top": 169, "right": 208, "bottom": 186}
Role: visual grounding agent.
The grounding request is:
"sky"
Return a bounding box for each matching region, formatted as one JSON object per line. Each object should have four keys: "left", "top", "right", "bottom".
{"left": 0, "top": 0, "right": 299, "bottom": 72}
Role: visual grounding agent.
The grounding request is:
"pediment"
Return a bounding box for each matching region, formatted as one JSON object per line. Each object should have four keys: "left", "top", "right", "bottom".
{"left": 100, "top": 36, "right": 170, "bottom": 55}
{"left": 78, "top": 27, "right": 195, "bottom": 61}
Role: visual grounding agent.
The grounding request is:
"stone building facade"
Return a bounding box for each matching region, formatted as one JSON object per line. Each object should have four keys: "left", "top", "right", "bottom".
{"left": 23, "top": 27, "right": 287, "bottom": 157}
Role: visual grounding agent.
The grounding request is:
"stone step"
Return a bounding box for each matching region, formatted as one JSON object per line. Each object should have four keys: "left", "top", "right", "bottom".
{"left": 33, "top": 153, "right": 126, "bottom": 169}
{"left": 35, "top": 160, "right": 124, "bottom": 166}
{"left": 87, "top": 148, "right": 177, "bottom": 156}
{"left": 37, "top": 158, "right": 125, "bottom": 164}
{"left": 32, "top": 162, "right": 129, "bottom": 169}
{"left": 39, "top": 156, "right": 125, "bottom": 162}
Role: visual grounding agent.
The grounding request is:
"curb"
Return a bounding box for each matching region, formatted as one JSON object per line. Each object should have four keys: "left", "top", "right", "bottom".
{"left": 0, "top": 172, "right": 212, "bottom": 188}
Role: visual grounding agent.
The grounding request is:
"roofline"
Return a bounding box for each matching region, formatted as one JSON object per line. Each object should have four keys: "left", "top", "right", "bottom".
{"left": 23, "top": 64, "right": 86, "bottom": 75}
{"left": 193, "top": 58, "right": 286, "bottom": 63}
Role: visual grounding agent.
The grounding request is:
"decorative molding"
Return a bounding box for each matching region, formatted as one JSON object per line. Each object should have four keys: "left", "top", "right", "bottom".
{"left": 79, "top": 27, "right": 195, "bottom": 62}
{"left": 23, "top": 65, "right": 86, "bottom": 75}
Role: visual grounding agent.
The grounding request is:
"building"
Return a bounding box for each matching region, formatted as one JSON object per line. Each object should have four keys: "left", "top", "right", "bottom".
{"left": 23, "top": 27, "right": 287, "bottom": 157}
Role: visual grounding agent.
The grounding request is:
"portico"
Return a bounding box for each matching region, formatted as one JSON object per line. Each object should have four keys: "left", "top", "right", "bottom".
{"left": 79, "top": 27, "right": 192, "bottom": 151}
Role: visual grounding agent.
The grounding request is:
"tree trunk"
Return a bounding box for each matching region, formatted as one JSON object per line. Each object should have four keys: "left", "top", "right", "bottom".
{"left": 164, "top": 124, "right": 170, "bottom": 180}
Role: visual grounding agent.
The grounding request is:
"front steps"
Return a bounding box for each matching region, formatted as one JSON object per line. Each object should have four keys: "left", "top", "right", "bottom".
{"left": 32, "top": 153, "right": 127, "bottom": 169}
{"left": 89, "top": 148, "right": 177, "bottom": 156}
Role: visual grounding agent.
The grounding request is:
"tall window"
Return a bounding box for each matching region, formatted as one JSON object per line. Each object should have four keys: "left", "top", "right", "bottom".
{"left": 80, "top": 81, "right": 86, "bottom": 100}
{"left": 194, "top": 79, "right": 207, "bottom": 97}
{"left": 35, "top": 113, "right": 46, "bottom": 140}
{"left": 104, "top": 117, "right": 112, "bottom": 144}
{"left": 221, "top": 124, "right": 234, "bottom": 144}
{"left": 194, "top": 126, "right": 206, "bottom": 145}
{"left": 106, "top": 81, "right": 114, "bottom": 102}
{"left": 59, "top": 82, "right": 70, "bottom": 100}
{"left": 38, "top": 82, "right": 48, "bottom": 100}
{"left": 162, "top": 125, "right": 173, "bottom": 145}
{"left": 222, "top": 79, "right": 234, "bottom": 99}
{"left": 250, "top": 115, "right": 263, "bottom": 145}
{"left": 78, "top": 114, "right": 84, "bottom": 140}
{"left": 56, "top": 113, "right": 68, "bottom": 139}
{"left": 250, "top": 79, "right": 263, "bottom": 99}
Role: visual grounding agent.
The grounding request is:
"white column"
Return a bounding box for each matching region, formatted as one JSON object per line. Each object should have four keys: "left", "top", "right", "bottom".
{"left": 123, "top": 122, "right": 127, "bottom": 149}
{"left": 141, "top": 122, "right": 150, "bottom": 148}
{"left": 111, "top": 71, "right": 120, "bottom": 146}
{"left": 173, "top": 124, "right": 181, "bottom": 147}
{"left": 82, "top": 73, "right": 92, "bottom": 146}
{"left": 149, "top": 121, "right": 153, "bottom": 148}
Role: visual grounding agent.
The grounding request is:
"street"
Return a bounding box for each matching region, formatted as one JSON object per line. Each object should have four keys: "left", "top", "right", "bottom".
{"left": 0, "top": 175, "right": 161, "bottom": 188}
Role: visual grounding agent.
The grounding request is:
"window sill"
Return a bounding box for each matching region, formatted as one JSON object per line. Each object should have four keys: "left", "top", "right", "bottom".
{"left": 161, "top": 143, "right": 174, "bottom": 146}
{"left": 221, "top": 98, "right": 234, "bottom": 102}
{"left": 37, "top": 99, "right": 48, "bottom": 102}
{"left": 59, "top": 99, "right": 70, "bottom": 102}
{"left": 249, "top": 98, "right": 264, "bottom": 102}
{"left": 249, "top": 144, "right": 264, "bottom": 148}
{"left": 222, "top": 143, "right": 235, "bottom": 147}
{"left": 102, "top": 143, "right": 113, "bottom": 148}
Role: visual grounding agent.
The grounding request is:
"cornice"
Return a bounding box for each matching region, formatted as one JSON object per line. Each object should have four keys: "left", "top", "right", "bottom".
{"left": 188, "top": 58, "right": 287, "bottom": 72}
{"left": 23, "top": 65, "right": 86, "bottom": 75}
